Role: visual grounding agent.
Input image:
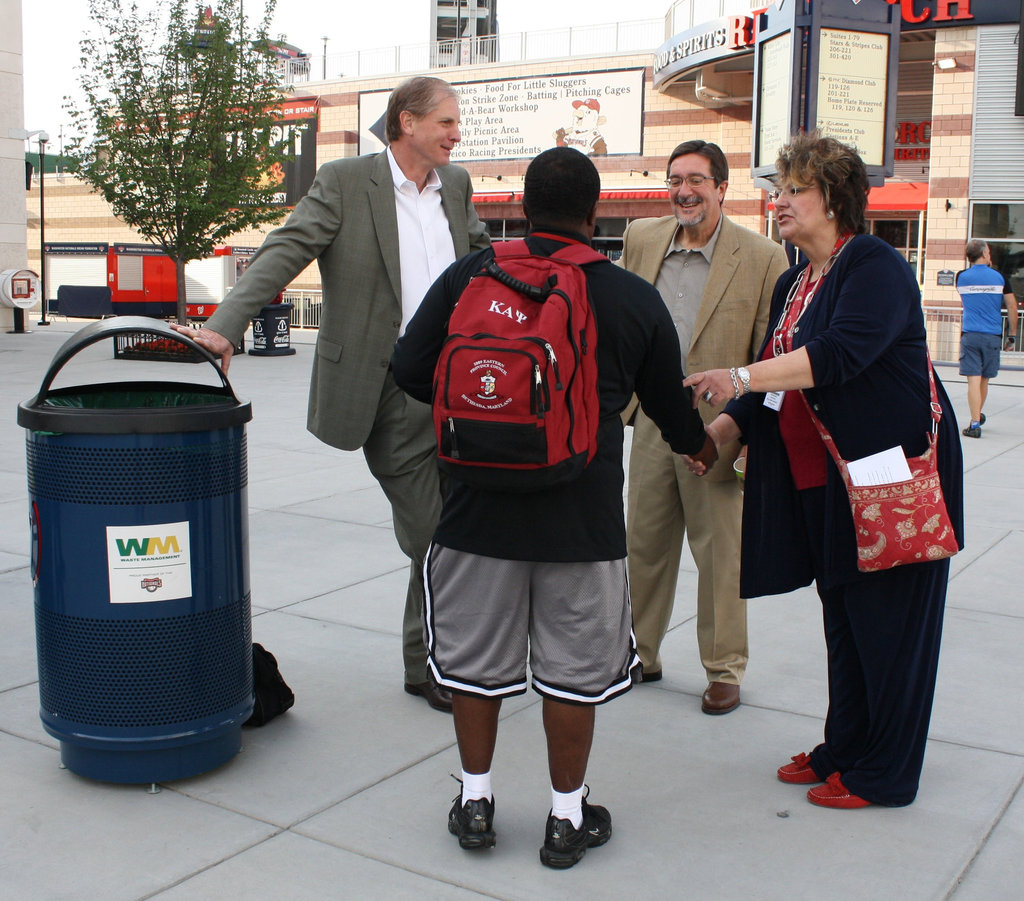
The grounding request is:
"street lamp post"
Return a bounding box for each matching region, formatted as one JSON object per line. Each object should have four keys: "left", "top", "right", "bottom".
{"left": 321, "top": 36, "right": 328, "bottom": 80}
{"left": 37, "top": 133, "right": 50, "bottom": 326}
{"left": 8, "top": 128, "right": 50, "bottom": 329}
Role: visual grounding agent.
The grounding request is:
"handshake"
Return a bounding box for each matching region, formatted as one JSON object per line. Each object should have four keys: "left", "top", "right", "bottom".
{"left": 683, "top": 433, "right": 719, "bottom": 477}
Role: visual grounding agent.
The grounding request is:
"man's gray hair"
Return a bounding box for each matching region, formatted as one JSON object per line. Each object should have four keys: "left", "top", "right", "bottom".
{"left": 965, "top": 239, "right": 989, "bottom": 264}
{"left": 385, "top": 76, "right": 457, "bottom": 143}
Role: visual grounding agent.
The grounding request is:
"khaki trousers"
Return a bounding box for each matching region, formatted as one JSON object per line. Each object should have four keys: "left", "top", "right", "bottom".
{"left": 627, "top": 408, "right": 747, "bottom": 683}
{"left": 362, "top": 372, "right": 443, "bottom": 684}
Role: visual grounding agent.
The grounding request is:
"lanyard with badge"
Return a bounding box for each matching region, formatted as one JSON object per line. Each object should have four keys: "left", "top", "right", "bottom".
{"left": 763, "top": 234, "right": 852, "bottom": 411}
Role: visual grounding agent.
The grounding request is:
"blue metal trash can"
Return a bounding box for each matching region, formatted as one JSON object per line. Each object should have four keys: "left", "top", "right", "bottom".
{"left": 17, "top": 317, "right": 254, "bottom": 784}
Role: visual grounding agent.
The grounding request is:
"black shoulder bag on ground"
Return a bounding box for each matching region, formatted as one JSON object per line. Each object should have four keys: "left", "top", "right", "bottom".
{"left": 244, "top": 643, "right": 295, "bottom": 727}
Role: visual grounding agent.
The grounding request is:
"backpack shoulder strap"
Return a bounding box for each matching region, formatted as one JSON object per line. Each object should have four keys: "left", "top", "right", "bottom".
{"left": 549, "top": 243, "right": 607, "bottom": 267}
{"left": 493, "top": 239, "right": 529, "bottom": 259}
{"left": 496, "top": 237, "right": 605, "bottom": 267}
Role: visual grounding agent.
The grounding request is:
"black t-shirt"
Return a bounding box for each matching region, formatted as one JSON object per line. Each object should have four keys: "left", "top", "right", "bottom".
{"left": 392, "top": 229, "right": 705, "bottom": 562}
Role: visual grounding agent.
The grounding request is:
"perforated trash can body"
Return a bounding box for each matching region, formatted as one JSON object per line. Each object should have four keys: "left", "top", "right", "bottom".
{"left": 18, "top": 318, "right": 254, "bottom": 784}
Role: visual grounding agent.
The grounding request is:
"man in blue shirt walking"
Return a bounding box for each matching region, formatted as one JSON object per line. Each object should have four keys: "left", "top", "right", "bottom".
{"left": 956, "top": 239, "right": 1018, "bottom": 437}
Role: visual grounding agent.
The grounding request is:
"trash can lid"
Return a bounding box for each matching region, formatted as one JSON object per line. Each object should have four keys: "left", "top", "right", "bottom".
{"left": 17, "top": 317, "right": 252, "bottom": 434}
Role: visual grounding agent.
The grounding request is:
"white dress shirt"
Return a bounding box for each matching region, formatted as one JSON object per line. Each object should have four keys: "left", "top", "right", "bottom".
{"left": 387, "top": 147, "right": 457, "bottom": 335}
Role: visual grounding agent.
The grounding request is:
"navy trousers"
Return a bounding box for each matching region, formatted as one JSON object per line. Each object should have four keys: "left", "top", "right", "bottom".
{"left": 808, "top": 559, "right": 949, "bottom": 805}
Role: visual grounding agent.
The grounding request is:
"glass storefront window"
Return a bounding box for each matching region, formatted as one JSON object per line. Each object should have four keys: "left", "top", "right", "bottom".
{"left": 873, "top": 220, "right": 909, "bottom": 251}
{"left": 485, "top": 218, "right": 626, "bottom": 248}
{"left": 869, "top": 218, "right": 925, "bottom": 279}
{"left": 984, "top": 241, "right": 1024, "bottom": 299}
{"left": 595, "top": 218, "right": 627, "bottom": 237}
{"left": 484, "top": 219, "right": 528, "bottom": 241}
{"left": 970, "top": 204, "right": 1024, "bottom": 303}
{"left": 972, "top": 204, "right": 1024, "bottom": 240}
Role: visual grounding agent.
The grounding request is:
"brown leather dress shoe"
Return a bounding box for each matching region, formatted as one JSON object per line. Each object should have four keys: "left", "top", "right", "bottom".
{"left": 405, "top": 677, "right": 453, "bottom": 713}
{"left": 701, "top": 681, "right": 740, "bottom": 715}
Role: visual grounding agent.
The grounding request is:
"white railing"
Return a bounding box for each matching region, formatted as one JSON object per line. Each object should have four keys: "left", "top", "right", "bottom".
{"left": 924, "top": 306, "right": 962, "bottom": 364}
{"left": 279, "top": 296, "right": 1024, "bottom": 370}
{"left": 282, "top": 290, "right": 322, "bottom": 329}
{"left": 923, "top": 307, "right": 1023, "bottom": 367}
{"left": 666, "top": 0, "right": 771, "bottom": 35}
{"left": 288, "top": 20, "right": 663, "bottom": 83}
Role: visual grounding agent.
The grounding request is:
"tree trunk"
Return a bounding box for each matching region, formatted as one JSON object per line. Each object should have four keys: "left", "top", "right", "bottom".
{"left": 175, "top": 257, "right": 188, "bottom": 325}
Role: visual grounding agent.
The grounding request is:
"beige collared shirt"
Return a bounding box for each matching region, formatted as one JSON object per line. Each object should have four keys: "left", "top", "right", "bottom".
{"left": 387, "top": 147, "right": 457, "bottom": 335}
{"left": 654, "top": 216, "right": 723, "bottom": 370}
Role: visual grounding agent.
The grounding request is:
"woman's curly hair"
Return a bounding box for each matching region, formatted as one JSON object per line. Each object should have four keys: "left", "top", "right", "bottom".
{"left": 776, "top": 132, "right": 870, "bottom": 235}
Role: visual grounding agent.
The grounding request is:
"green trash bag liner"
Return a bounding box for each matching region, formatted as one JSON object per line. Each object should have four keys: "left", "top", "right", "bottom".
{"left": 42, "top": 390, "right": 231, "bottom": 409}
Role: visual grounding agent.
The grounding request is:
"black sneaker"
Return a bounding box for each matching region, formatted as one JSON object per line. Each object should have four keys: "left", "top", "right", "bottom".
{"left": 963, "top": 425, "right": 982, "bottom": 439}
{"left": 448, "top": 794, "right": 496, "bottom": 850}
{"left": 539, "top": 797, "right": 612, "bottom": 869}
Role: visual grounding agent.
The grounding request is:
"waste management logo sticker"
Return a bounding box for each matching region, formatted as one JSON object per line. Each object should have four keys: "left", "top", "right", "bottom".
{"left": 106, "top": 521, "right": 192, "bottom": 603}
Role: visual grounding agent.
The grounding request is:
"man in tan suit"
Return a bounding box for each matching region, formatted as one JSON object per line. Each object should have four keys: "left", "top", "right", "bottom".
{"left": 178, "top": 77, "right": 490, "bottom": 712}
{"left": 622, "top": 140, "right": 787, "bottom": 714}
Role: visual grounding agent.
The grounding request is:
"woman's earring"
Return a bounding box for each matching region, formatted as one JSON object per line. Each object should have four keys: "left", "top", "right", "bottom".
{"left": 826, "top": 210, "right": 835, "bottom": 220}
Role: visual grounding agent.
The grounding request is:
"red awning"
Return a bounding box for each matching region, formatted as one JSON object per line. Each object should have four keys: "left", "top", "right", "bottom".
{"left": 473, "top": 192, "right": 520, "bottom": 204}
{"left": 867, "top": 182, "right": 929, "bottom": 212}
{"left": 474, "top": 189, "right": 667, "bottom": 204}
{"left": 476, "top": 183, "right": 929, "bottom": 211}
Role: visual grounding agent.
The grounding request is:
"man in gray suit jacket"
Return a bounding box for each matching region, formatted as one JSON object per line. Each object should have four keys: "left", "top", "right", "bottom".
{"left": 622, "top": 140, "right": 787, "bottom": 715}
{"left": 178, "top": 76, "right": 490, "bottom": 712}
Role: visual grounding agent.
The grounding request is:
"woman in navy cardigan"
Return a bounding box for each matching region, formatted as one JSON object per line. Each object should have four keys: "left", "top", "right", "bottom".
{"left": 685, "top": 133, "right": 964, "bottom": 809}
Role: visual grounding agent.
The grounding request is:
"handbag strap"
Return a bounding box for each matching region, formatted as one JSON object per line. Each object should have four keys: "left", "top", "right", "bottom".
{"left": 798, "top": 351, "right": 942, "bottom": 484}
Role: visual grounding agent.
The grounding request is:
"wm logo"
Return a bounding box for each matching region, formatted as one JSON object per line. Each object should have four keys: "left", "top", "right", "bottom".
{"left": 116, "top": 536, "right": 180, "bottom": 557}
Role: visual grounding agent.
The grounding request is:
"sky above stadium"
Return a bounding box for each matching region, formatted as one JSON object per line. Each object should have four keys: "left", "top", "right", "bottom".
{"left": 22, "top": 0, "right": 672, "bottom": 152}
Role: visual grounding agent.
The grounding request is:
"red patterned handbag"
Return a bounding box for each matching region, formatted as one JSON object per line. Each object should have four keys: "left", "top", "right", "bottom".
{"left": 801, "top": 361, "right": 959, "bottom": 573}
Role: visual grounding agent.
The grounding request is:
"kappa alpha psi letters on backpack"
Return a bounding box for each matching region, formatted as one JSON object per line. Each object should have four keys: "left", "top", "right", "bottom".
{"left": 433, "top": 237, "right": 604, "bottom": 491}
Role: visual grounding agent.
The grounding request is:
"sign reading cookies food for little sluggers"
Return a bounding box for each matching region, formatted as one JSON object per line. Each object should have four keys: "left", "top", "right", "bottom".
{"left": 106, "top": 521, "right": 192, "bottom": 603}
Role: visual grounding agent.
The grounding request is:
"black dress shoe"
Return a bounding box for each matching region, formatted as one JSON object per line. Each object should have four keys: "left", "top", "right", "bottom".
{"left": 640, "top": 667, "right": 662, "bottom": 683}
{"left": 405, "top": 678, "right": 453, "bottom": 713}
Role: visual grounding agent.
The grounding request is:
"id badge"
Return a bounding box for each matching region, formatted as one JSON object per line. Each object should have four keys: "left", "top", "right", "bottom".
{"left": 764, "top": 391, "right": 785, "bottom": 411}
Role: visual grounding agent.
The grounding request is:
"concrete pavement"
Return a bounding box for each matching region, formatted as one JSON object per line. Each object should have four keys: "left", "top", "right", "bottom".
{"left": 2, "top": 319, "right": 1023, "bottom": 900}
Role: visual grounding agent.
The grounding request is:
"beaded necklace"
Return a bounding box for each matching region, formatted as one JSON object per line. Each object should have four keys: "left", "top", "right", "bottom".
{"left": 771, "top": 233, "right": 853, "bottom": 357}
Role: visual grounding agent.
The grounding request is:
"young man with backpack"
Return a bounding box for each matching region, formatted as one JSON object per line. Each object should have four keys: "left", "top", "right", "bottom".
{"left": 391, "top": 147, "right": 715, "bottom": 868}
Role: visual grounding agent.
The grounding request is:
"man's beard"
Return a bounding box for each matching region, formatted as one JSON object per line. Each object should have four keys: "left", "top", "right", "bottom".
{"left": 674, "top": 198, "right": 707, "bottom": 227}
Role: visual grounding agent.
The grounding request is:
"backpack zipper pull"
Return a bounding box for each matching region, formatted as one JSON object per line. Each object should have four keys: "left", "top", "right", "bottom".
{"left": 447, "top": 417, "right": 460, "bottom": 458}
{"left": 534, "top": 365, "right": 546, "bottom": 417}
{"left": 545, "top": 342, "right": 563, "bottom": 389}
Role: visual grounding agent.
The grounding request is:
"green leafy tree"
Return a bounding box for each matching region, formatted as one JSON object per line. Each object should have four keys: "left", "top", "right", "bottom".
{"left": 67, "top": 0, "right": 292, "bottom": 323}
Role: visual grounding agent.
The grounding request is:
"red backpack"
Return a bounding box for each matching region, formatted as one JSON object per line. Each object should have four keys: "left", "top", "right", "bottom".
{"left": 432, "top": 237, "right": 604, "bottom": 491}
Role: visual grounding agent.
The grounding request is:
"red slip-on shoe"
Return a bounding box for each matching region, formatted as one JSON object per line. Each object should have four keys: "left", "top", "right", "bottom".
{"left": 777, "top": 752, "right": 821, "bottom": 785}
{"left": 807, "top": 772, "right": 871, "bottom": 809}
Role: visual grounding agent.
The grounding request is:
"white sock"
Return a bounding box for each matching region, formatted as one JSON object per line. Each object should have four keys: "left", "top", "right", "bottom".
{"left": 551, "top": 785, "right": 584, "bottom": 829}
{"left": 461, "top": 769, "right": 492, "bottom": 804}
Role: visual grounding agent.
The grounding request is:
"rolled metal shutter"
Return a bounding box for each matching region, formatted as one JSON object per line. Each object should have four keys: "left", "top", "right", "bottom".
{"left": 970, "top": 25, "right": 1024, "bottom": 200}
{"left": 47, "top": 256, "right": 107, "bottom": 295}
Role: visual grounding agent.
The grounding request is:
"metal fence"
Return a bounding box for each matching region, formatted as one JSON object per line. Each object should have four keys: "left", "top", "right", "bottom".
{"left": 924, "top": 307, "right": 963, "bottom": 364}
{"left": 923, "top": 306, "right": 1022, "bottom": 368}
{"left": 281, "top": 297, "right": 1023, "bottom": 370}
{"left": 285, "top": 20, "right": 664, "bottom": 84}
{"left": 282, "top": 290, "right": 322, "bottom": 329}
